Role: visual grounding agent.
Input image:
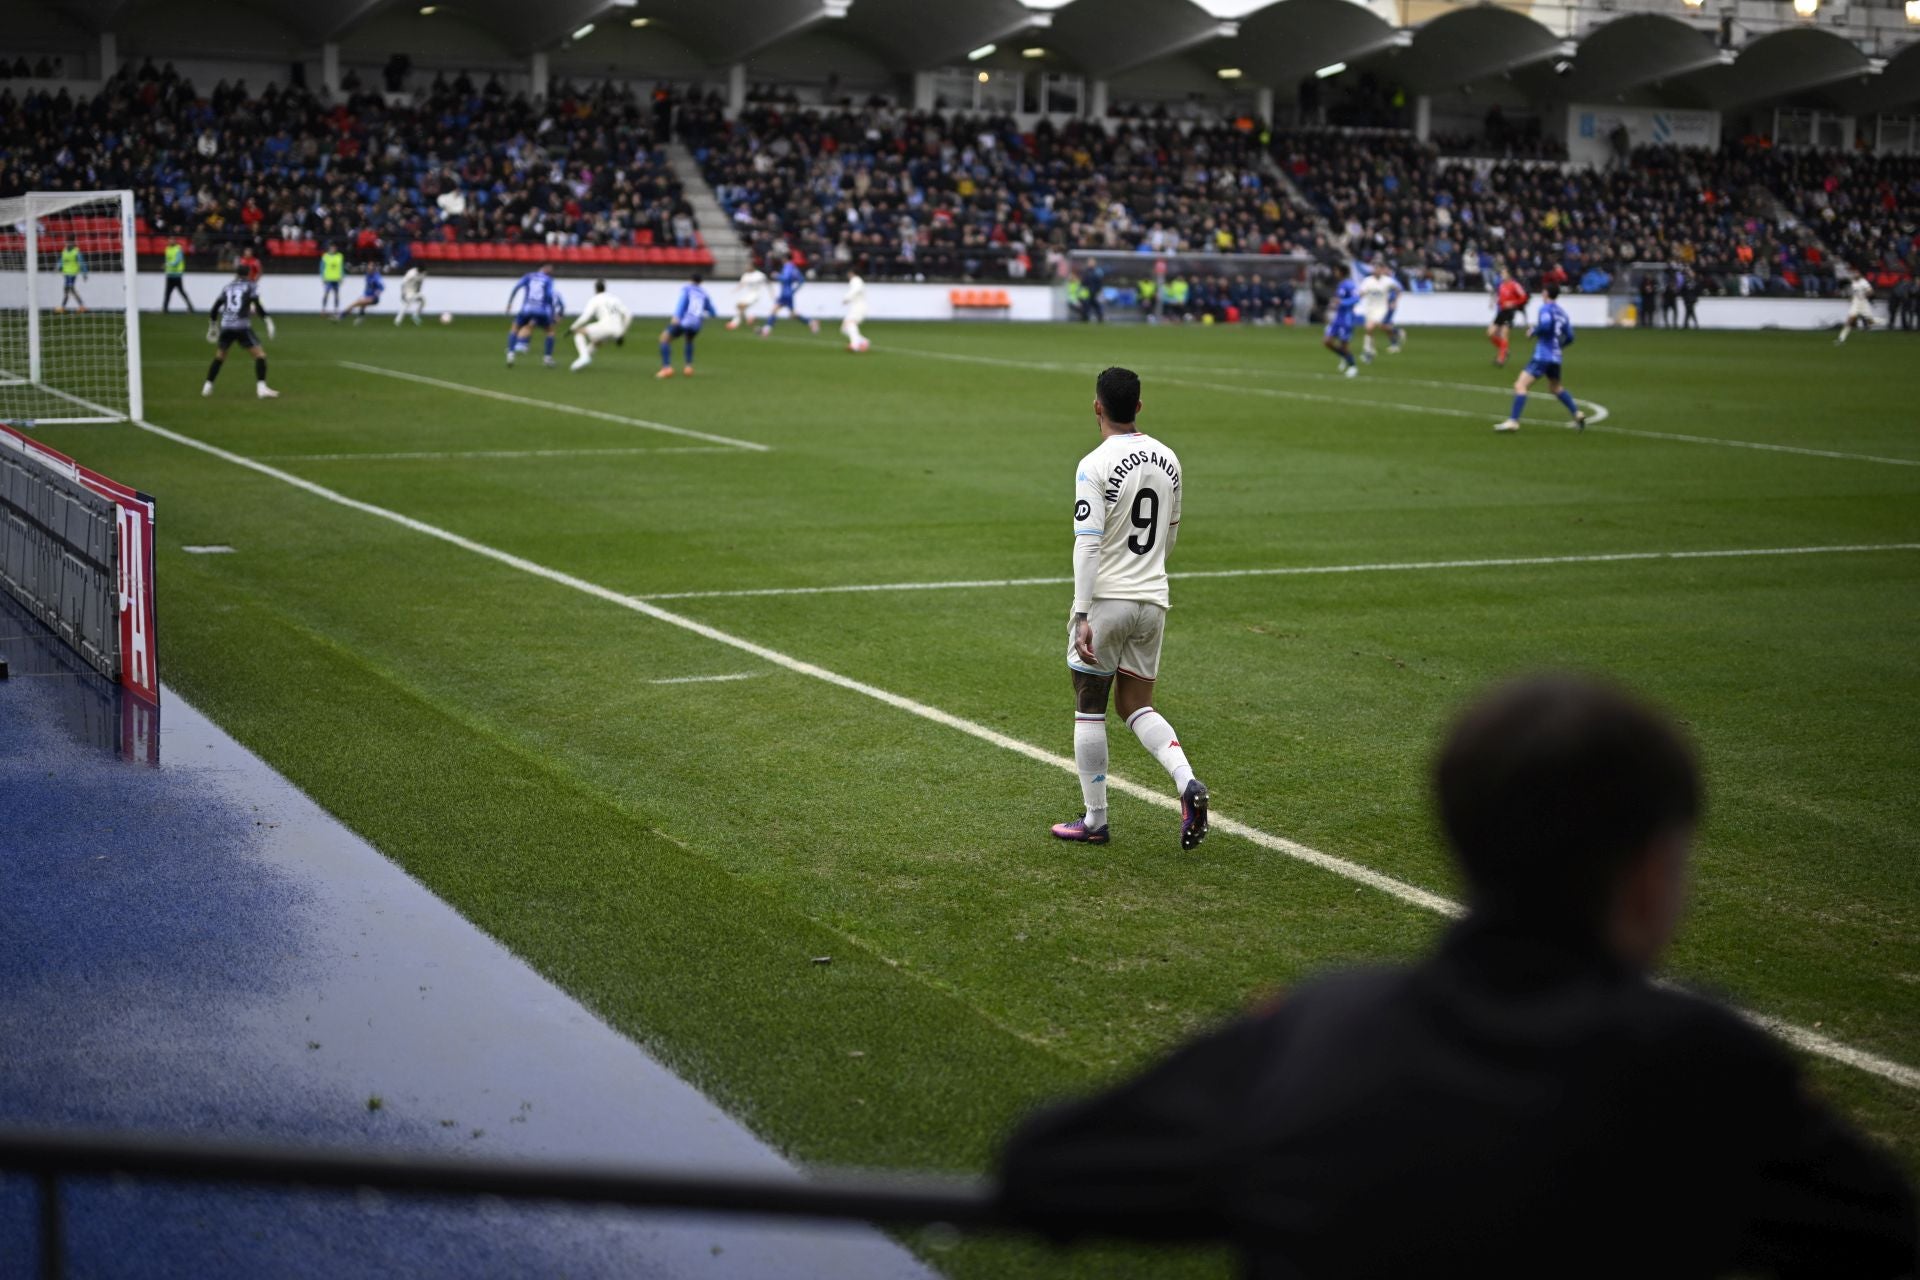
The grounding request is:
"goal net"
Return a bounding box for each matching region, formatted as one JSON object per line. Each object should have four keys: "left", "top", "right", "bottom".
{"left": 0, "top": 190, "right": 144, "bottom": 425}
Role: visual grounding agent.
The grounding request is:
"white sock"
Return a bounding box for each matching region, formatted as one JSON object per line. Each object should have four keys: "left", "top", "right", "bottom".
{"left": 1127, "top": 707, "right": 1195, "bottom": 794}
{"left": 574, "top": 333, "right": 592, "bottom": 360}
{"left": 1363, "top": 335, "right": 1375, "bottom": 356}
{"left": 1838, "top": 323, "right": 1851, "bottom": 343}
{"left": 1074, "top": 714, "right": 1108, "bottom": 828}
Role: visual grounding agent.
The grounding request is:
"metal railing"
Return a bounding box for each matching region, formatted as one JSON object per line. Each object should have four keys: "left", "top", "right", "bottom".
{"left": 0, "top": 1126, "right": 1008, "bottom": 1280}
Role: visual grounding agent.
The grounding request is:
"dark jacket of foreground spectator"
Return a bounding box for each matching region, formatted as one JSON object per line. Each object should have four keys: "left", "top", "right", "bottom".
{"left": 999, "top": 677, "right": 1917, "bottom": 1279}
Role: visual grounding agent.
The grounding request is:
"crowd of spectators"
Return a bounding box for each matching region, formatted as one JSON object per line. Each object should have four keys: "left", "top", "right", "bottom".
{"left": 1271, "top": 128, "right": 1909, "bottom": 297}
{"left": 4, "top": 60, "right": 1914, "bottom": 297}
{"left": 1767, "top": 147, "right": 1920, "bottom": 288}
{"left": 695, "top": 107, "right": 1314, "bottom": 281}
{"left": 0, "top": 56, "right": 69, "bottom": 80}
{"left": 0, "top": 60, "right": 697, "bottom": 267}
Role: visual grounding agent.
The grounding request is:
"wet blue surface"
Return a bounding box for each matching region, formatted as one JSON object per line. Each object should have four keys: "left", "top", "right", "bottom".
{"left": 0, "top": 610, "right": 936, "bottom": 1279}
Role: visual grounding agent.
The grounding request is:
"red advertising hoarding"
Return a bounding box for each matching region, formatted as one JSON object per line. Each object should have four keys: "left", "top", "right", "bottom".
{"left": 0, "top": 420, "right": 159, "bottom": 704}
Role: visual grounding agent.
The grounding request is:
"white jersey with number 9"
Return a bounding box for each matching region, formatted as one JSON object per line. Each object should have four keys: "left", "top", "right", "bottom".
{"left": 1072, "top": 430, "right": 1183, "bottom": 609}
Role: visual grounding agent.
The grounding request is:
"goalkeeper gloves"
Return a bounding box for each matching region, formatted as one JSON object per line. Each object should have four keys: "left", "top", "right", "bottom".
{"left": 205, "top": 322, "right": 218, "bottom": 344}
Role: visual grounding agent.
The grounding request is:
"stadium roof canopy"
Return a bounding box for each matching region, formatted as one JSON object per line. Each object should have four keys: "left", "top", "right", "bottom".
{"left": 27, "top": 0, "right": 1920, "bottom": 112}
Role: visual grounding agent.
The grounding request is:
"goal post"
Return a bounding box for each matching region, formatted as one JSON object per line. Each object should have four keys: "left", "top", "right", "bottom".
{"left": 0, "top": 190, "right": 144, "bottom": 425}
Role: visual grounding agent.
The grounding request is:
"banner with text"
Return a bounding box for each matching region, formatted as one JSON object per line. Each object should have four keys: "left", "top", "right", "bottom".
{"left": 1569, "top": 105, "right": 1720, "bottom": 170}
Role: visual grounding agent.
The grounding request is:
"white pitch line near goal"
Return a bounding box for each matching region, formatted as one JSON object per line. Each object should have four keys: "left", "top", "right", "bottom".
{"left": 636, "top": 543, "right": 1920, "bottom": 602}
{"left": 262, "top": 446, "right": 743, "bottom": 463}
{"left": 338, "top": 361, "right": 772, "bottom": 452}
{"left": 124, "top": 411, "right": 1920, "bottom": 1094}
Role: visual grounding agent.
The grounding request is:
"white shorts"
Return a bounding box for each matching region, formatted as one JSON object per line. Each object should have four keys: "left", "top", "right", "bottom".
{"left": 1067, "top": 598, "right": 1167, "bottom": 681}
{"left": 1849, "top": 301, "right": 1873, "bottom": 320}
{"left": 843, "top": 303, "right": 867, "bottom": 324}
{"left": 582, "top": 320, "right": 624, "bottom": 343}
{"left": 736, "top": 292, "right": 762, "bottom": 308}
{"left": 1360, "top": 308, "right": 1389, "bottom": 326}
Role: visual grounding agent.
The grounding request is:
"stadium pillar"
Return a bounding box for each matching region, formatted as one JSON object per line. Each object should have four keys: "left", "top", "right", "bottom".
{"left": 321, "top": 42, "right": 340, "bottom": 98}
{"left": 1414, "top": 94, "right": 1431, "bottom": 141}
{"left": 1088, "top": 79, "right": 1108, "bottom": 119}
{"left": 531, "top": 51, "right": 550, "bottom": 102}
{"left": 727, "top": 63, "right": 746, "bottom": 118}
{"left": 98, "top": 31, "right": 118, "bottom": 80}
{"left": 912, "top": 71, "right": 935, "bottom": 111}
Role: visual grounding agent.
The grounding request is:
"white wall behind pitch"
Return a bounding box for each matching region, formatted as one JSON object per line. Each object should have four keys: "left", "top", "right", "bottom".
{"left": 135, "top": 273, "right": 1062, "bottom": 323}
{"left": 134, "top": 273, "right": 1862, "bottom": 330}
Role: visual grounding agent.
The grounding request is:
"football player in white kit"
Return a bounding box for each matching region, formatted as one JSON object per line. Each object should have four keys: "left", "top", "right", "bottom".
{"left": 568, "top": 280, "right": 632, "bottom": 371}
{"left": 1836, "top": 273, "right": 1875, "bottom": 345}
{"left": 841, "top": 258, "right": 870, "bottom": 352}
{"left": 727, "top": 264, "right": 768, "bottom": 331}
{"left": 1357, "top": 262, "right": 1402, "bottom": 362}
{"left": 394, "top": 266, "right": 428, "bottom": 326}
{"left": 1052, "top": 366, "right": 1209, "bottom": 852}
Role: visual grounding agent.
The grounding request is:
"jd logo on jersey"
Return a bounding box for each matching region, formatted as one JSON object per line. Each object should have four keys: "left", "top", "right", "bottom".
{"left": 1074, "top": 500, "right": 1091, "bottom": 521}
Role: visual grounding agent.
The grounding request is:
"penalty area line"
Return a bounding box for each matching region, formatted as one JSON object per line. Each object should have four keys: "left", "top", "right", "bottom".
{"left": 866, "top": 342, "right": 1920, "bottom": 465}
{"left": 338, "top": 361, "right": 771, "bottom": 452}
{"left": 125, "top": 409, "right": 1920, "bottom": 1095}
{"left": 1141, "top": 359, "right": 1920, "bottom": 465}
{"left": 862, "top": 340, "right": 1612, "bottom": 430}
{"left": 637, "top": 543, "right": 1920, "bottom": 602}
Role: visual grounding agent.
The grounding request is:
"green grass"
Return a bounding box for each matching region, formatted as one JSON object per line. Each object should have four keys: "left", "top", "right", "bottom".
{"left": 31, "top": 315, "right": 1920, "bottom": 1277}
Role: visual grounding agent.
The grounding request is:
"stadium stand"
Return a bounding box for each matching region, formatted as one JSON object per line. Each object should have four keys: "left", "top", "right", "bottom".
{"left": 1766, "top": 148, "right": 1920, "bottom": 289}
{"left": 2, "top": 62, "right": 1911, "bottom": 296}
{"left": 0, "top": 66, "right": 712, "bottom": 273}
{"left": 694, "top": 108, "right": 1313, "bottom": 281}
{"left": 1270, "top": 128, "right": 1913, "bottom": 297}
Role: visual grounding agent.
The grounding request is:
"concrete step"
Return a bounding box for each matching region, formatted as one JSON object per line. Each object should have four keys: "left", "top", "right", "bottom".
{"left": 665, "top": 141, "right": 751, "bottom": 277}
{"left": 1261, "top": 148, "right": 1340, "bottom": 252}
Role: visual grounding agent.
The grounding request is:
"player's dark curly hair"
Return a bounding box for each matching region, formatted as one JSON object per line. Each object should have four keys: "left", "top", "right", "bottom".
{"left": 1096, "top": 366, "right": 1140, "bottom": 424}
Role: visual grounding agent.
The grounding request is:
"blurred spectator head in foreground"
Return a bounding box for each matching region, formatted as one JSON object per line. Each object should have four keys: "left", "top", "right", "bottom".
{"left": 1436, "top": 674, "right": 1699, "bottom": 967}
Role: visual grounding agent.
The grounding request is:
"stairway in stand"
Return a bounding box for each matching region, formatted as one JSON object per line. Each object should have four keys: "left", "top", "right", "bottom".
{"left": 666, "top": 141, "right": 751, "bottom": 278}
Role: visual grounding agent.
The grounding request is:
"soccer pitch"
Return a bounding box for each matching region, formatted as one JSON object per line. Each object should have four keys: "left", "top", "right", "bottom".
{"left": 34, "top": 315, "right": 1920, "bottom": 1276}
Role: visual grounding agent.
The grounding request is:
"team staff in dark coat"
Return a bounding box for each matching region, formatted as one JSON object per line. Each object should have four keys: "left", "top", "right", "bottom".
{"left": 998, "top": 676, "right": 1916, "bottom": 1279}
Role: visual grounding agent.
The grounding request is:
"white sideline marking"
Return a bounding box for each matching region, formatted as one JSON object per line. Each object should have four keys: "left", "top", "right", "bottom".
{"left": 265, "top": 446, "right": 739, "bottom": 463}
{"left": 125, "top": 411, "right": 1920, "bottom": 1094}
{"left": 638, "top": 543, "right": 1920, "bottom": 602}
{"left": 180, "top": 544, "right": 236, "bottom": 555}
{"left": 649, "top": 671, "right": 763, "bottom": 684}
{"left": 867, "top": 341, "right": 1612, "bottom": 429}
{"left": 338, "top": 361, "right": 771, "bottom": 452}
